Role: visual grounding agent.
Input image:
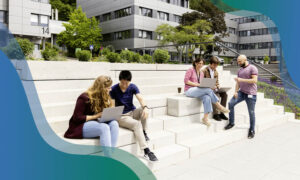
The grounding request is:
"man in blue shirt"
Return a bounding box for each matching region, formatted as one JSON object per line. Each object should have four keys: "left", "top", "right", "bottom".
{"left": 110, "top": 70, "right": 158, "bottom": 161}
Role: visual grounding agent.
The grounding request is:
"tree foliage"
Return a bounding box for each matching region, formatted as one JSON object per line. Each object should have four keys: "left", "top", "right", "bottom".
{"left": 57, "top": 7, "right": 102, "bottom": 56}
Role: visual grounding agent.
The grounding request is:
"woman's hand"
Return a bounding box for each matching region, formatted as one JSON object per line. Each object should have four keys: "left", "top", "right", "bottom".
{"left": 86, "top": 112, "right": 102, "bottom": 121}
{"left": 94, "top": 112, "right": 102, "bottom": 119}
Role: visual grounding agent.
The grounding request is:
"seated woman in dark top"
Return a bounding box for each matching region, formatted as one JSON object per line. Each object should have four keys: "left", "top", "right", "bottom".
{"left": 64, "top": 76, "right": 119, "bottom": 150}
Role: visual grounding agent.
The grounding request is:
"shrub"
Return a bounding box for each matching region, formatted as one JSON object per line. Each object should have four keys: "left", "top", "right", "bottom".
{"left": 101, "top": 47, "right": 111, "bottom": 56}
{"left": 106, "top": 52, "right": 121, "bottom": 63}
{"left": 270, "top": 75, "right": 278, "bottom": 83}
{"left": 76, "top": 50, "right": 92, "bottom": 61}
{"left": 264, "top": 55, "right": 270, "bottom": 64}
{"left": 41, "top": 48, "right": 58, "bottom": 60}
{"left": 153, "top": 49, "right": 170, "bottom": 64}
{"left": 132, "top": 53, "right": 141, "bottom": 63}
{"left": 120, "top": 50, "right": 134, "bottom": 61}
{"left": 16, "top": 38, "right": 34, "bottom": 57}
{"left": 141, "top": 54, "right": 153, "bottom": 64}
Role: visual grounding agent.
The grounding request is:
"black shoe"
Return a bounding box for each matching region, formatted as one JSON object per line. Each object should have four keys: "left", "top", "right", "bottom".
{"left": 224, "top": 123, "right": 234, "bottom": 130}
{"left": 219, "top": 113, "right": 228, "bottom": 120}
{"left": 213, "top": 114, "right": 221, "bottom": 121}
{"left": 248, "top": 130, "right": 255, "bottom": 139}
{"left": 144, "top": 151, "right": 158, "bottom": 161}
{"left": 143, "top": 130, "right": 150, "bottom": 141}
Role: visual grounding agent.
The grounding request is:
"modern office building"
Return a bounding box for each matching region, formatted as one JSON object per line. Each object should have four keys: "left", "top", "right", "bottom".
{"left": 0, "top": 0, "right": 65, "bottom": 57}
{"left": 77, "top": 0, "right": 193, "bottom": 56}
{"left": 220, "top": 10, "right": 281, "bottom": 62}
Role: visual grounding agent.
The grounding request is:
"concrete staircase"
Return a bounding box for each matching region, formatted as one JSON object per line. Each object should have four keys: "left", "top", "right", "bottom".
{"left": 15, "top": 61, "right": 295, "bottom": 172}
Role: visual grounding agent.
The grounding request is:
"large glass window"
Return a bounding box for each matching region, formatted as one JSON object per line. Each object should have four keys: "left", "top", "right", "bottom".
{"left": 115, "top": 7, "right": 132, "bottom": 19}
{"left": 139, "top": 7, "right": 152, "bottom": 17}
{"left": 40, "top": 15, "right": 49, "bottom": 26}
{"left": 0, "top": 11, "right": 7, "bottom": 24}
{"left": 31, "top": 14, "right": 39, "bottom": 26}
{"left": 138, "top": 30, "right": 152, "bottom": 39}
{"left": 102, "top": 13, "right": 111, "bottom": 22}
{"left": 114, "top": 30, "right": 131, "bottom": 40}
{"left": 158, "top": 11, "right": 169, "bottom": 21}
{"left": 174, "top": 15, "right": 182, "bottom": 23}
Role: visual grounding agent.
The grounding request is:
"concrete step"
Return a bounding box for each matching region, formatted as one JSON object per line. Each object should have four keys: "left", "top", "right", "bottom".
{"left": 37, "top": 84, "right": 186, "bottom": 104}
{"left": 136, "top": 144, "right": 189, "bottom": 171}
{"left": 167, "top": 94, "right": 275, "bottom": 117}
{"left": 179, "top": 129, "right": 248, "bottom": 158}
{"left": 49, "top": 116, "right": 164, "bottom": 135}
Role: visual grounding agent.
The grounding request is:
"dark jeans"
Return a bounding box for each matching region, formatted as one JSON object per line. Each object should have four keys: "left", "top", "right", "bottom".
{"left": 228, "top": 91, "right": 257, "bottom": 131}
{"left": 213, "top": 89, "right": 228, "bottom": 115}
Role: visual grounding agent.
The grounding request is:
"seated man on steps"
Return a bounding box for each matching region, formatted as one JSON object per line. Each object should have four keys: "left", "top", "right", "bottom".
{"left": 110, "top": 70, "right": 158, "bottom": 161}
{"left": 202, "top": 56, "right": 228, "bottom": 121}
{"left": 224, "top": 55, "right": 258, "bottom": 139}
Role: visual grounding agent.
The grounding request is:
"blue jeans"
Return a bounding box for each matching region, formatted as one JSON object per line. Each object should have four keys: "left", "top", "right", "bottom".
{"left": 82, "top": 120, "right": 119, "bottom": 147}
{"left": 185, "top": 87, "right": 219, "bottom": 114}
{"left": 228, "top": 91, "right": 257, "bottom": 131}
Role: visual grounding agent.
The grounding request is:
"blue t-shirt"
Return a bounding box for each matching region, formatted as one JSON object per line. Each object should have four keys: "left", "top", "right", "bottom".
{"left": 110, "top": 83, "right": 140, "bottom": 114}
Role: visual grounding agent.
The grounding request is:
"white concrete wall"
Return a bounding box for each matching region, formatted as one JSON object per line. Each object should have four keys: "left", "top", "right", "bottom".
{"left": 8, "top": 0, "right": 51, "bottom": 38}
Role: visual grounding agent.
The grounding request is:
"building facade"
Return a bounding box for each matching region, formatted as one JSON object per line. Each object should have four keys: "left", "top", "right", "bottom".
{"left": 77, "top": 0, "right": 192, "bottom": 54}
{"left": 0, "top": 0, "right": 65, "bottom": 57}
{"left": 221, "top": 10, "right": 281, "bottom": 62}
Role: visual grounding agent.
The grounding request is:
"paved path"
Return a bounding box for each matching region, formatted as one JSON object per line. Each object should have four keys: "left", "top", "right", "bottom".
{"left": 154, "top": 121, "right": 300, "bottom": 180}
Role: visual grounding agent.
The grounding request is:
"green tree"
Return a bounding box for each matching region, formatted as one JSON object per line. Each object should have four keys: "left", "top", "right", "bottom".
{"left": 57, "top": 7, "right": 102, "bottom": 56}
{"left": 156, "top": 20, "right": 213, "bottom": 62}
{"left": 16, "top": 38, "right": 34, "bottom": 57}
{"left": 50, "top": 0, "right": 75, "bottom": 21}
{"left": 153, "top": 49, "right": 170, "bottom": 64}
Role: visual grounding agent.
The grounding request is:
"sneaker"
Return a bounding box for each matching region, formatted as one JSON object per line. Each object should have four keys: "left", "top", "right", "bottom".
{"left": 224, "top": 123, "right": 234, "bottom": 130}
{"left": 213, "top": 114, "right": 222, "bottom": 121}
{"left": 248, "top": 130, "right": 255, "bottom": 139}
{"left": 219, "top": 113, "right": 229, "bottom": 120}
{"left": 144, "top": 151, "right": 158, "bottom": 161}
{"left": 143, "top": 130, "right": 150, "bottom": 141}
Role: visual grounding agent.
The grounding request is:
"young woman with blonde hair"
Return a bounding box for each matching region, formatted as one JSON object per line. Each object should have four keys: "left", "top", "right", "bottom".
{"left": 64, "top": 76, "right": 119, "bottom": 148}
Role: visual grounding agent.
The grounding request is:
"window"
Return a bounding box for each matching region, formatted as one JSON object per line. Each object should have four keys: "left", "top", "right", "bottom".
{"left": 103, "top": 13, "right": 111, "bottom": 22}
{"left": 31, "top": 0, "right": 49, "bottom": 3}
{"left": 138, "top": 30, "right": 152, "bottom": 39}
{"left": 139, "top": 7, "right": 152, "bottom": 17}
{"left": 103, "top": 34, "right": 112, "bottom": 41}
{"left": 228, "top": 27, "right": 236, "bottom": 34}
{"left": 40, "top": 15, "right": 49, "bottom": 26}
{"left": 157, "top": 34, "right": 164, "bottom": 40}
{"left": 115, "top": 7, "right": 132, "bottom": 19}
{"left": 160, "top": 0, "right": 170, "bottom": 3}
{"left": 31, "top": 14, "right": 39, "bottom": 26}
{"left": 158, "top": 11, "right": 169, "bottom": 21}
{"left": 174, "top": 15, "right": 182, "bottom": 23}
{"left": 114, "top": 30, "right": 131, "bottom": 40}
{"left": 0, "top": 11, "right": 7, "bottom": 24}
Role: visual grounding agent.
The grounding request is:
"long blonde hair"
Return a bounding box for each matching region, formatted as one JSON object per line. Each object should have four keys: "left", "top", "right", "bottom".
{"left": 86, "top": 76, "right": 113, "bottom": 113}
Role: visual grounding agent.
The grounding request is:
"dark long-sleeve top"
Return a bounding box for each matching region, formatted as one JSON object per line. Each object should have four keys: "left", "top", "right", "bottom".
{"left": 64, "top": 93, "right": 95, "bottom": 139}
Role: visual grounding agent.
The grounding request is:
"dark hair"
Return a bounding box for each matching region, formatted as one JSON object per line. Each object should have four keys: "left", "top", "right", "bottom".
{"left": 119, "top": 70, "right": 132, "bottom": 81}
{"left": 210, "top": 56, "right": 220, "bottom": 65}
{"left": 192, "top": 57, "right": 204, "bottom": 67}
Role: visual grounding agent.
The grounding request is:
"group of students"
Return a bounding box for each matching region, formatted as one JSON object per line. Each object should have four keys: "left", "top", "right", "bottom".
{"left": 64, "top": 54, "right": 258, "bottom": 162}
{"left": 184, "top": 54, "right": 258, "bottom": 138}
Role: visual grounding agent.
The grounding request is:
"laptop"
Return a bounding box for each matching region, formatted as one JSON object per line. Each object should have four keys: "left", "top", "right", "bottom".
{"left": 98, "top": 106, "right": 124, "bottom": 123}
{"left": 198, "top": 78, "right": 217, "bottom": 88}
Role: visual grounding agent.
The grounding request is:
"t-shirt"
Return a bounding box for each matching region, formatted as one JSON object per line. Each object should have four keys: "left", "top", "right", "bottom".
{"left": 237, "top": 64, "right": 258, "bottom": 95}
{"left": 110, "top": 83, "right": 140, "bottom": 114}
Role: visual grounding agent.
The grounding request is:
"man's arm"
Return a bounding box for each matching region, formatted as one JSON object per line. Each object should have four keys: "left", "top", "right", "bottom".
{"left": 135, "top": 93, "right": 149, "bottom": 119}
{"left": 237, "top": 75, "right": 257, "bottom": 84}
{"left": 135, "top": 93, "right": 147, "bottom": 108}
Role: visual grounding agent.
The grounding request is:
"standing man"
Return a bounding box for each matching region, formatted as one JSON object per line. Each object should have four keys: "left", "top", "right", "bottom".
{"left": 202, "top": 56, "right": 228, "bottom": 121}
{"left": 110, "top": 70, "right": 158, "bottom": 161}
{"left": 224, "top": 55, "right": 258, "bottom": 139}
